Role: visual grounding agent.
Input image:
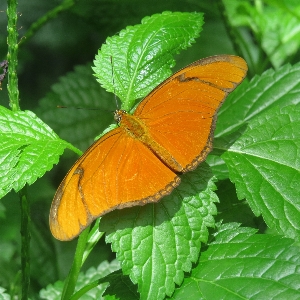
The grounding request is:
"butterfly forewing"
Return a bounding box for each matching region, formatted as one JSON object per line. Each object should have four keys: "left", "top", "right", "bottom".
{"left": 134, "top": 55, "right": 248, "bottom": 171}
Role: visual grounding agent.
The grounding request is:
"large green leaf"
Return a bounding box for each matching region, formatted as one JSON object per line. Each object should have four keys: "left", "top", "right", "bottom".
{"left": 93, "top": 11, "right": 204, "bottom": 111}
{"left": 222, "top": 104, "right": 300, "bottom": 240}
{"left": 216, "top": 62, "right": 300, "bottom": 139}
{"left": 209, "top": 62, "right": 300, "bottom": 179}
{"left": 171, "top": 223, "right": 300, "bottom": 299}
{"left": 0, "top": 106, "right": 68, "bottom": 198}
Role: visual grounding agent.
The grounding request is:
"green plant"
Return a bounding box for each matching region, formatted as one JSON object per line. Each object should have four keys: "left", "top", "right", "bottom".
{"left": 1, "top": 1, "right": 300, "bottom": 299}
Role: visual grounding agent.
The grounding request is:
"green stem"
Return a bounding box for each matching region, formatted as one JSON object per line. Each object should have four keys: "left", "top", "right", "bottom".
{"left": 61, "top": 221, "right": 104, "bottom": 299}
{"left": 19, "top": 187, "right": 30, "bottom": 300}
{"left": 19, "top": 0, "right": 76, "bottom": 47}
{"left": 70, "top": 279, "right": 104, "bottom": 300}
{"left": 82, "top": 219, "right": 104, "bottom": 264}
{"left": 7, "top": 0, "right": 20, "bottom": 111}
{"left": 65, "top": 141, "right": 83, "bottom": 156}
{"left": 7, "top": 1, "right": 31, "bottom": 299}
{"left": 61, "top": 226, "right": 90, "bottom": 300}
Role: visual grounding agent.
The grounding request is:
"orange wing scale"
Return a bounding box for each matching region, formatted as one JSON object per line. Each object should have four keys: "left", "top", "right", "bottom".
{"left": 50, "top": 55, "right": 248, "bottom": 240}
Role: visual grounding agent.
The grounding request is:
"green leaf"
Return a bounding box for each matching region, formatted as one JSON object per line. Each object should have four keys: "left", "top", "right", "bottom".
{"left": 205, "top": 156, "right": 229, "bottom": 180}
{"left": 93, "top": 11, "right": 204, "bottom": 111}
{"left": 209, "top": 62, "right": 300, "bottom": 178}
{"left": 266, "top": 0, "right": 300, "bottom": 19}
{"left": 259, "top": 7, "right": 300, "bottom": 68}
{"left": 0, "top": 287, "right": 10, "bottom": 300}
{"left": 0, "top": 106, "right": 68, "bottom": 199}
{"left": 216, "top": 63, "right": 300, "bottom": 138}
{"left": 214, "top": 180, "right": 263, "bottom": 230}
{"left": 40, "top": 281, "right": 64, "bottom": 300}
{"left": 222, "top": 104, "right": 300, "bottom": 240}
{"left": 100, "top": 164, "right": 218, "bottom": 300}
{"left": 39, "top": 260, "right": 120, "bottom": 300}
{"left": 171, "top": 223, "right": 300, "bottom": 299}
{"left": 224, "top": 0, "right": 300, "bottom": 68}
{"left": 37, "top": 64, "right": 115, "bottom": 150}
{"left": 102, "top": 270, "right": 139, "bottom": 300}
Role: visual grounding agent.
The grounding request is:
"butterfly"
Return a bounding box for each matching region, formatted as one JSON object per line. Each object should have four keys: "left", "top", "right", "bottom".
{"left": 50, "top": 55, "right": 248, "bottom": 240}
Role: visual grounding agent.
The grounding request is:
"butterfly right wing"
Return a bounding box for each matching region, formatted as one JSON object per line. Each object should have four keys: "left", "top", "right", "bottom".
{"left": 134, "top": 55, "right": 248, "bottom": 172}
{"left": 50, "top": 127, "right": 180, "bottom": 241}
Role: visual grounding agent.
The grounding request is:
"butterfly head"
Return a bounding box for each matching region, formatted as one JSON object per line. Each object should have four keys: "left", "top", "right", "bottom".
{"left": 114, "top": 109, "right": 127, "bottom": 124}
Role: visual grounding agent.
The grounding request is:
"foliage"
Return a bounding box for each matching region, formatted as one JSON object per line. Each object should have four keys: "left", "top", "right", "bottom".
{"left": 0, "top": 1, "right": 299, "bottom": 299}
{"left": 40, "top": 260, "right": 120, "bottom": 300}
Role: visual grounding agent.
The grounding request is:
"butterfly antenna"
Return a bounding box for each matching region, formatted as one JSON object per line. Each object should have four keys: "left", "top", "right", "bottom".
{"left": 57, "top": 105, "right": 100, "bottom": 110}
{"left": 110, "top": 56, "right": 119, "bottom": 109}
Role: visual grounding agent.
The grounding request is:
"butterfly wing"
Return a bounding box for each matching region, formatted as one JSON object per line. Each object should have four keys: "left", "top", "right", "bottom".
{"left": 50, "top": 127, "right": 180, "bottom": 240}
{"left": 134, "top": 55, "right": 248, "bottom": 172}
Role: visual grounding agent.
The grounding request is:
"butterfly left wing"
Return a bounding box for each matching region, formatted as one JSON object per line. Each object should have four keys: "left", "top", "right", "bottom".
{"left": 134, "top": 55, "right": 248, "bottom": 172}
{"left": 50, "top": 127, "right": 180, "bottom": 241}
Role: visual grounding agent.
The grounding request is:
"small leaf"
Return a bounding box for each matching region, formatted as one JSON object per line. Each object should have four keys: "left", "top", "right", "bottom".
{"left": 222, "top": 104, "right": 300, "bottom": 240}
{"left": 0, "top": 106, "right": 68, "bottom": 198}
{"left": 100, "top": 164, "right": 218, "bottom": 300}
{"left": 93, "top": 11, "right": 204, "bottom": 110}
{"left": 171, "top": 223, "right": 300, "bottom": 299}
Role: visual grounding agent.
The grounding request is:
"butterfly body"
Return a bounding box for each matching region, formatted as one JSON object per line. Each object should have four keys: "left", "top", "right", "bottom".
{"left": 50, "top": 55, "right": 248, "bottom": 240}
{"left": 116, "top": 110, "right": 184, "bottom": 172}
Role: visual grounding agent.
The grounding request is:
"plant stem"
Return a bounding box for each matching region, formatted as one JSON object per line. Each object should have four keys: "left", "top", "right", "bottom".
{"left": 61, "top": 227, "right": 90, "bottom": 300}
{"left": 65, "top": 141, "right": 83, "bottom": 157}
{"left": 82, "top": 219, "right": 104, "bottom": 264}
{"left": 7, "top": 0, "right": 20, "bottom": 111}
{"left": 19, "top": 187, "right": 30, "bottom": 300}
{"left": 7, "top": 1, "right": 31, "bottom": 299}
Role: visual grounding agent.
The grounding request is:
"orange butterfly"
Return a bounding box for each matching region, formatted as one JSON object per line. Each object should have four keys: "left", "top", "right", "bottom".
{"left": 50, "top": 55, "right": 248, "bottom": 241}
